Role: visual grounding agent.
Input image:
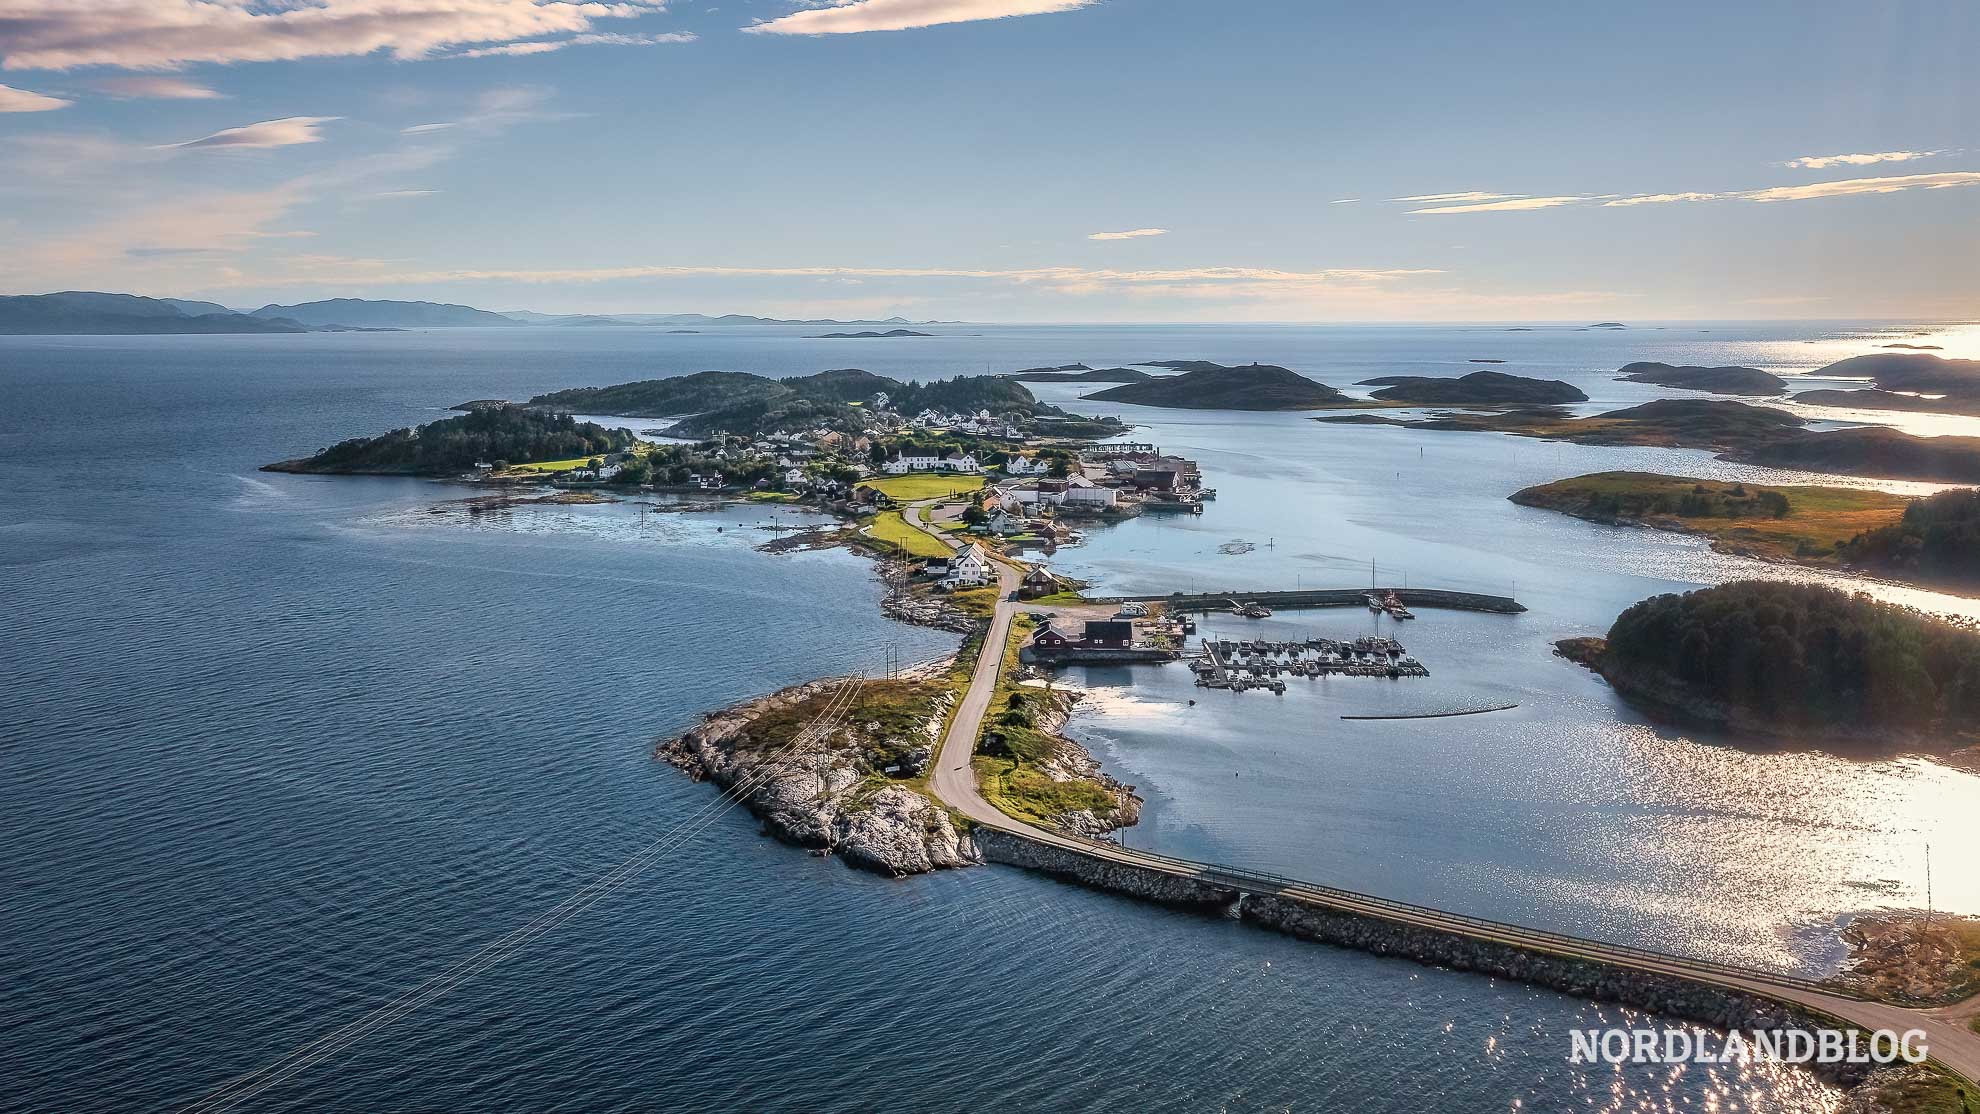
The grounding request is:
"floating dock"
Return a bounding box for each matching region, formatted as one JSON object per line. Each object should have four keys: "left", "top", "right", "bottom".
{"left": 1193, "top": 636, "right": 1428, "bottom": 691}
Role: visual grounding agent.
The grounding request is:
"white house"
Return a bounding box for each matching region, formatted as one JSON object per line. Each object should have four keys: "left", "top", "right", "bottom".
{"left": 882, "top": 451, "right": 982, "bottom": 475}
{"left": 1060, "top": 475, "right": 1117, "bottom": 508}
{"left": 1004, "top": 454, "right": 1048, "bottom": 476}
{"left": 783, "top": 468, "right": 806, "bottom": 486}
{"left": 941, "top": 543, "right": 992, "bottom": 590}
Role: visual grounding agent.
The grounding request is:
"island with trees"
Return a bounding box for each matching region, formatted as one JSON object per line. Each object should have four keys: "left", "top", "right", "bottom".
{"left": 1559, "top": 580, "right": 1980, "bottom": 749}
{"left": 1509, "top": 472, "right": 1910, "bottom": 565}
{"left": 1836, "top": 489, "right": 1980, "bottom": 589}
{"left": 1081, "top": 362, "right": 1349, "bottom": 410}
{"left": 264, "top": 406, "right": 635, "bottom": 476}
{"left": 525, "top": 367, "right": 1121, "bottom": 440}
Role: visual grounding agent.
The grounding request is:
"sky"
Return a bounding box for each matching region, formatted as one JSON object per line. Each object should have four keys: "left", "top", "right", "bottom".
{"left": 0, "top": 0, "right": 1975, "bottom": 322}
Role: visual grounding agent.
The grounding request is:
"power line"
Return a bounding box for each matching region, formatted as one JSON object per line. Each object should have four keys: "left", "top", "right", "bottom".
{"left": 177, "top": 675, "right": 866, "bottom": 1114}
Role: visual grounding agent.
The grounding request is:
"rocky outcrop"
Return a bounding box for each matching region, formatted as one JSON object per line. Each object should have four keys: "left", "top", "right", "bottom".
{"left": 660, "top": 677, "right": 979, "bottom": 877}
{"left": 1026, "top": 691, "right": 1142, "bottom": 836}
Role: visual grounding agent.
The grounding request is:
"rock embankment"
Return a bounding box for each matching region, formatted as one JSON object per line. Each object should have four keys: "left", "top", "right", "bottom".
{"left": 660, "top": 676, "right": 978, "bottom": 876}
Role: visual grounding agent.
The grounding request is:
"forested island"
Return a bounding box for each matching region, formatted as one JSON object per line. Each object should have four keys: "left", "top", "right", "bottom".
{"left": 1355, "top": 370, "right": 1587, "bottom": 406}
{"left": 527, "top": 367, "right": 1118, "bottom": 440}
{"left": 1615, "top": 362, "right": 1787, "bottom": 395}
{"left": 1836, "top": 489, "right": 1980, "bottom": 588}
{"left": 1560, "top": 581, "right": 1980, "bottom": 748}
{"left": 1510, "top": 472, "right": 1908, "bottom": 565}
{"left": 1081, "top": 362, "right": 1348, "bottom": 409}
{"left": 264, "top": 406, "right": 634, "bottom": 476}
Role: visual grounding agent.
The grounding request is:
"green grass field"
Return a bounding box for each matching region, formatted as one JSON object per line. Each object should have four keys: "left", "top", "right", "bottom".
{"left": 1511, "top": 471, "right": 1910, "bottom": 563}
{"left": 865, "top": 510, "right": 952, "bottom": 559}
{"left": 511, "top": 456, "right": 596, "bottom": 473}
{"left": 857, "top": 474, "right": 987, "bottom": 500}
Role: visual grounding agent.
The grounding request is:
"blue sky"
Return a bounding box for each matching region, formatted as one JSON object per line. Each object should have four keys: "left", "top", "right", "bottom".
{"left": 0, "top": 0, "right": 1975, "bottom": 321}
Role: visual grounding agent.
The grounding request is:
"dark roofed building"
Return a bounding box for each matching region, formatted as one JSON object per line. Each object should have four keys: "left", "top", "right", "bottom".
{"left": 1083, "top": 620, "right": 1133, "bottom": 648}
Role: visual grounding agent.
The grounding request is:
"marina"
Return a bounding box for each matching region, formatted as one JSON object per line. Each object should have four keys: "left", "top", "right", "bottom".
{"left": 1192, "top": 635, "right": 1428, "bottom": 692}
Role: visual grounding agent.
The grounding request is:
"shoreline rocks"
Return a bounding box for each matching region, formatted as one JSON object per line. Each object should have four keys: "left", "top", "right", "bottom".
{"left": 659, "top": 676, "right": 978, "bottom": 877}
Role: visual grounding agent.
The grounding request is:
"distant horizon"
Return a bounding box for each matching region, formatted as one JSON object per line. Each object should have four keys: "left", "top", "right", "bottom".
{"left": 2, "top": 289, "right": 1973, "bottom": 330}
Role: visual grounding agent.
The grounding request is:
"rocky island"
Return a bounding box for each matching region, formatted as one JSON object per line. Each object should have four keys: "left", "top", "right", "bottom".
{"left": 1792, "top": 352, "right": 1980, "bottom": 416}
{"left": 1321, "top": 397, "right": 1980, "bottom": 483}
{"left": 1006, "top": 365, "right": 1155, "bottom": 383}
{"left": 1082, "top": 362, "right": 1349, "bottom": 410}
{"left": 1616, "top": 362, "right": 1788, "bottom": 395}
{"left": 1355, "top": 370, "right": 1588, "bottom": 406}
{"left": 807, "top": 329, "right": 936, "bottom": 338}
{"left": 1559, "top": 580, "right": 1980, "bottom": 751}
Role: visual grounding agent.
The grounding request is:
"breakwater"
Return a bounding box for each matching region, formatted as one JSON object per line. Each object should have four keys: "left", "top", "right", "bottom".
{"left": 1093, "top": 587, "right": 1527, "bottom": 614}
{"left": 973, "top": 827, "right": 1905, "bottom": 1090}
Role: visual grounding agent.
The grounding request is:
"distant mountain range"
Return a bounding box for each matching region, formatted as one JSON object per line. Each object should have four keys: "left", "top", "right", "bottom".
{"left": 0, "top": 292, "right": 307, "bottom": 335}
{"left": 0, "top": 290, "right": 964, "bottom": 334}
{"left": 251, "top": 298, "right": 520, "bottom": 329}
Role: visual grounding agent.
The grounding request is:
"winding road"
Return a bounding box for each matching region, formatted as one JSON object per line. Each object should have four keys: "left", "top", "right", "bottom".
{"left": 899, "top": 494, "right": 1980, "bottom": 1087}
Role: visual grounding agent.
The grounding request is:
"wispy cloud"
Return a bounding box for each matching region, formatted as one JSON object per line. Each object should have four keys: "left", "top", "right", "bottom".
{"left": 86, "top": 75, "right": 222, "bottom": 100}
{"left": 0, "top": 0, "right": 667, "bottom": 71}
{"left": 165, "top": 116, "right": 340, "bottom": 151}
{"left": 373, "top": 189, "right": 440, "bottom": 199}
{"left": 449, "top": 31, "right": 697, "bottom": 59}
{"left": 402, "top": 122, "right": 457, "bottom": 134}
{"left": 1408, "top": 170, "right": 1980, "bottom": 215}
{"left": 1390, "top": 192, "right": 1518, "bottom": 204}
{"left": 1087, "top": 227, "right": 1167, "bottom": 241}
{"left": 0, "top": 82, "right": 71, "bottom": 112}
{"left": 746, "top": 0, "right": 1096, "bottom": 36}
{"left": 1409, "top": 195, "right": 1589, "bottom": 214}
{"left": 1785, "top": 150, "right": 1943, "bottom": 169}
{"left": 1330, "top": 198, "right": 1358, "bottom": 204}
{"left": 1738, "top": 171, "right": 1980, "bottom": 202}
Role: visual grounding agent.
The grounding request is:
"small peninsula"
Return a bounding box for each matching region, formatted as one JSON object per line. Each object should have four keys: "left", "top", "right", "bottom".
{"left": 1509, "top": 472, "right": 1909, "bottom": 566}
{"left": 1081, "top": 362, "right": 1348, "bottom": 410}
{"left": 1355, "top": 370, "right": 1588, "bottom": 406}
{"left": 1615, "top": 362, "right": 1787, "bottom": 395}
{"left": 263, "top": 406, "right": 633, "bottom": 476}
{"left": 1560, "top": 580, "right": 1980, "bottom": 750}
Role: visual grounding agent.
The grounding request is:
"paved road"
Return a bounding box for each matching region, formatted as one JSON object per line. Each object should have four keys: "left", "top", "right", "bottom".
{"left": 900, "top": 498, "right": 1980, "bottom": 1086}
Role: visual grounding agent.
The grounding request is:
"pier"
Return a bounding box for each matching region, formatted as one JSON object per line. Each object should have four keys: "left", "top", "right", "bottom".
{"left": 1194, "top": 636, "right": 1427, "bottom": 691}
{"left": 1093, "top": 587, "right": 1526, "bottom": 615}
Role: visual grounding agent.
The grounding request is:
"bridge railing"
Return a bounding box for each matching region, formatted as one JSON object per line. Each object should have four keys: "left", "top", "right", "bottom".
{"left": 1060, "top": 833, "right": 1860, "bottom": 1000}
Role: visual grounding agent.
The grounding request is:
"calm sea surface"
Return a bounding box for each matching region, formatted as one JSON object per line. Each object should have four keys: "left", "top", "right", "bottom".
{"left": 6, "top": 322, "right": 1976, "bottom": 1112}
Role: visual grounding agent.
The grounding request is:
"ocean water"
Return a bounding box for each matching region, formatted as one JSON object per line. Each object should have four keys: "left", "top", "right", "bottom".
{"left": 4, "top": 321, "right": 1972, "bottom": 1112}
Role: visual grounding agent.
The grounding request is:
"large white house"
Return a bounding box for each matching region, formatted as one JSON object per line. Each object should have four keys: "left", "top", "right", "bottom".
{"left": 881, "top": 451, "right": 982, "bottom": 475}
{"left": 1003, "top": 454, "right": 1050, "bottom": 476}
{"left": 941, "top": 543, "right": 992, "bottom": 590}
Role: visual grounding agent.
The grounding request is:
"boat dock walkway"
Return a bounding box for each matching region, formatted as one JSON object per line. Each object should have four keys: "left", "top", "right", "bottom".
{"left": 1092, "top": 587, "right": 1526, "bottom": 615}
